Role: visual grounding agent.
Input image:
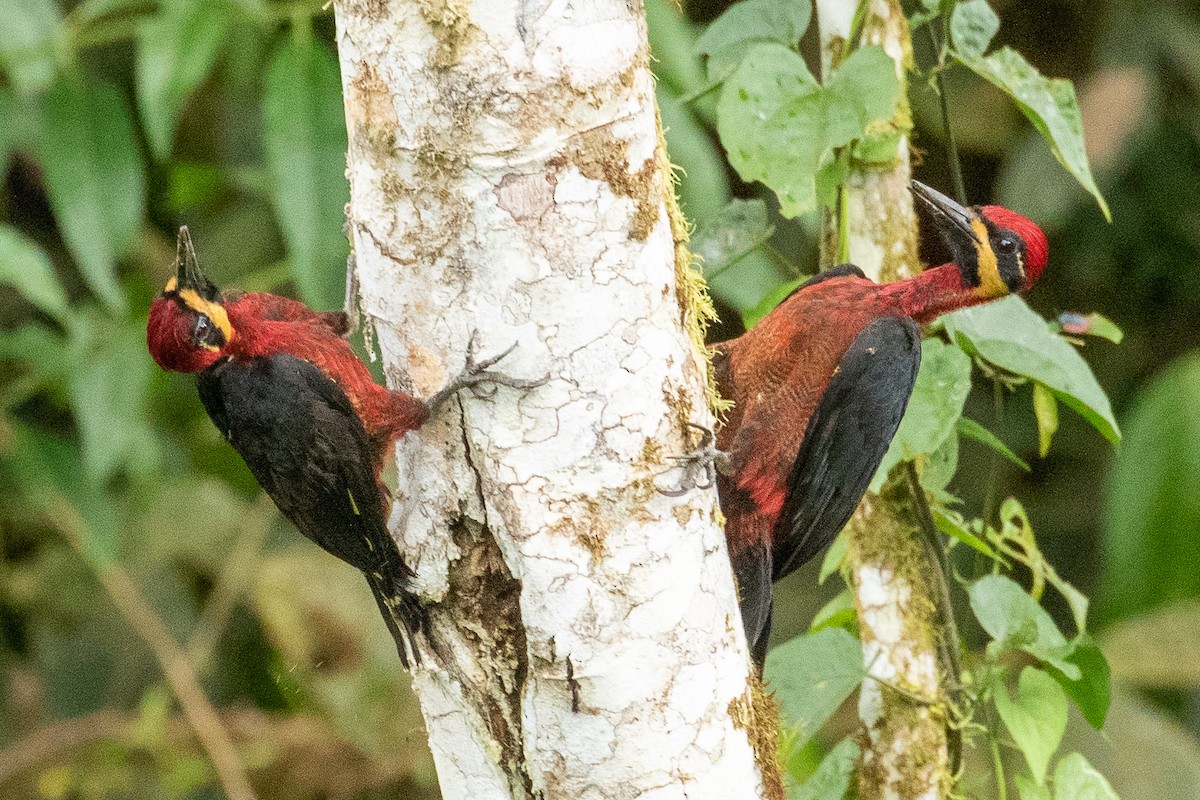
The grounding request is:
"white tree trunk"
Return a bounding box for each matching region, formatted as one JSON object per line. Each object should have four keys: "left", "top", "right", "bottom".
{"left": 333, "top": 2, "right": 771, "bottom": 798}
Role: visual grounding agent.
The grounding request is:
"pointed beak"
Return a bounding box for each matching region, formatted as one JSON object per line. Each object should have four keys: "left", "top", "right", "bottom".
{"left": 911, "top": 181, "right": 981, "bottom": 249}
{"left": 175, "top": 226, "right": 220, "bottom": 300}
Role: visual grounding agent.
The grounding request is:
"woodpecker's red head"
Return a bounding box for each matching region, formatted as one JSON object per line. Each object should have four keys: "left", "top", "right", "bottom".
{"left": 147, "top": 227, "right": 234, "bottom": 373}
{"left": 913, "top": 181, "right": 1048, "bottom": 299}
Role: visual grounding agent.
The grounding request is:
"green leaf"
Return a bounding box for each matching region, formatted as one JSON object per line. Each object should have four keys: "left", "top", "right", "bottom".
{"left": 956, "top": 416, "right": 1031, "bottom": 472}
{"left": 932, "top": 507, "right": 999, "bottom": 559}
{"left": 136, "top": 0, "right": 231, "bottom": 159}
{"left": 694, "top": 0, "right": 811, "bottom": 81}
{"left": 0, "top": 224, "right": 68, "bottom": 321}
{"left": 263, "top": 35, "right": 349, "bottom": 309}
{"left": 871, "top": 338, "right": 972, "bottom": 492}
{"left": 995, "top": 498, "right": 1090, "bottom": 636}
{"left": 949, "top": 0, "right": 999, "bottom": 58}
{"left": 717, "top": 43, "right": 899, "bottom": 218}
{"left": 1032, "top": 382, "right": 1058, "bottom": 457}
{"left": 814, "top": 148, "right": 850, "bottom": 209}
{"left": 909, "top": 0, "right": 944, "bottom": 29}
{"left": 686, "top": 196, "right": 789, "bottom": 310}
{"left": 968, "top": 574, "right": 1079, "bottom": 678}
{"left": 3, "top": 422, "right": 119, "bottom": 567}
{"left": 0, "top": 323, "right": 69, "bottom": 408}
{"left": 659, "top": 85, "right": 731, "bottom": 221}
{"left": 743, "top": 276, "right": 806, "bottom": 329}
{"left": 956, "top": 47, "right": 1110, "bottom": 221}
{"left": 1016, "top": 775, "right": 1053, "bottom": 800}
{"left": 809, "top": 588, "right": 857, "bottom": 635}
{"left": 1102, "top": 599, "right": 1200, "bottom": 689}
{"left": 851, "top": 124, "right": 904, "bottom": 165}
{"left": 0, "top": 89, "right": 11, "bottom": 172}
{"left": 1056, "top": 312, "right": 1124, "bottom": 344}
{"left": 764, "top": 628, "right": 863, "bottom": 747}
{"left": 67, "top": 313, "right": 161, "bottom": 485}
{"left": 994, "top": 667, "right": 1068, "bottom": 786}
{"left": 942, "top": 296, "right": 1119, "bottom": 445}
{"left": 646, "top": 0, "right": 707, "bottom": 99}
{"left": 38, "top": 76, "right": 145, "bottom": 313}
{"left": 790, "top": 738, "right": 858, "bottom": 800}
{"left": 1046, "top": 638, "right": 1111, "bottom": 730}
{"left": 691, "top": 199, "right": 774, "bottom": 277}
{"left": 0, "top": 0, "right": 61, "bottom": 94}
{"left": 68, "top": 0, "right": 152, "bottom": 26}
{"left": 918, "top": 429, "right": 959, "bottom": 496}
{"left": 1099, "top": 352, "right": 1200, "bottom": 623}
{"left": 647, "top": 0, "right": 720, "bottom": 124}
{"left": 1053, "top": 753, "right": 1119, "bottom": 800}
{"left": 818, "top": 529, "right": 850, "bottom": 585}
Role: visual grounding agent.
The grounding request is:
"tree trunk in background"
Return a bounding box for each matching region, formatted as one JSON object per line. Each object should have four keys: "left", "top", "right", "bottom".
{"left": 817, "top": 1, "right": 951, "bottom": 798}
{"left": 333, "top": 2, "right": 774, "bottom": 798}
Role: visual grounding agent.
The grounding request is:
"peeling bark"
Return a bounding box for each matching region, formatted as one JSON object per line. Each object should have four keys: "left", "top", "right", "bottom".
{"left": 818, "top": 1, "right": 951, "bottom": 799}
{"left": 332, "top": 2, "right": 770, "bottom": 798}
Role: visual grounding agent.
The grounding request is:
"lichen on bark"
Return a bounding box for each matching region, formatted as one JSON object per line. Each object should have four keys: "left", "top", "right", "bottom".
{"left": 333, "top": 1, "right": 769, "bottom": 798}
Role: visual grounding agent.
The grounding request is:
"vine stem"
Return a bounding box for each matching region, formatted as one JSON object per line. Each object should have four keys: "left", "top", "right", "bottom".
{"left": 925, "top": 20, "right": 968, "bottom": 206}
{"left": 905, "top": 462, "right": 964, "bottom": 770}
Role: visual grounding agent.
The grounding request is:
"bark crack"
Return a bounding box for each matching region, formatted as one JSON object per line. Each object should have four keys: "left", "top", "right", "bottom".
{"left": 440, "top": 410, "right": 535, "bottom": 800}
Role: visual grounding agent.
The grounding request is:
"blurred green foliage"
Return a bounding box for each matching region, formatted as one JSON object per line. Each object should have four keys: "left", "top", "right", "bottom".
{"left": 0, "top": 0, "right": 1199, "bottom": 798}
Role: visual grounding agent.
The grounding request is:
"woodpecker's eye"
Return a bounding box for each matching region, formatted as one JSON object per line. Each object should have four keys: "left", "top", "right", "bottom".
{"left": 996, "top": 236, "right": 1018, "bottom": 255}
{"left": 192, "top": 314, "right": 219, "bottom": 347}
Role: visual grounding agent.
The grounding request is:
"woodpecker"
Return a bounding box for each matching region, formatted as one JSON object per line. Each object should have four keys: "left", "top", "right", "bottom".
{"left": 147, "top": 227, "right": 534, "bottom": 667}
{"left": 710, "top": 183, "right": 1049, "bottom": 664}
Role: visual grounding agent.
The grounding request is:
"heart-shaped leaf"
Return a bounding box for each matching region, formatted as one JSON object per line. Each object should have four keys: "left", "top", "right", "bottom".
{"left": 995, "top": 667, "right": 1068, "bottom": 785}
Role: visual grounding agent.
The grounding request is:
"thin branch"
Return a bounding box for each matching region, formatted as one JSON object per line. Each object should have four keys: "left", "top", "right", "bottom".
{"left": 185, "top": 494, "right": 277, "bottom": 671}
{"left": 48, "top": 495, "right": 258, "bottom": 800}
{"left": 925, "top": 23, "right": 968, "bottom": 206}
{"left": 905, "top": 462, "right": 965, "bottom": 772}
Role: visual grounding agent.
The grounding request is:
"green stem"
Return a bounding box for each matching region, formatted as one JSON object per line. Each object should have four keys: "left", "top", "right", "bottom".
{"left": 763, "top": 242, "right": 805, "bottom": 277}
{"left": 905, "top": 462, "right": 964, "bottom": 773}
{"left": 980, "top": 379, "right": 1005, "bottom": 534}
{"left": 925, "top": 19, "right": 967, "bottom": 205}
{"left": 990, "top": 722, "right": 1008, "bottom": 800}
{"left": 702, "top": 236, "right": 777, "bottom": 281}
{"left": 69, "top": 17, "right": 146, "bottom": 49}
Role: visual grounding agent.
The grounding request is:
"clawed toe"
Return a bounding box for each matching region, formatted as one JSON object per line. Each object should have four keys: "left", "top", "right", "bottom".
{"left": 426, "top": 332, "right": 548, "bottom": 411}
{"left": 464, "top": 332, "right": 518, "bottom": 375}
{"left": 656, "top": 421, "right": 729, "bottom": 497}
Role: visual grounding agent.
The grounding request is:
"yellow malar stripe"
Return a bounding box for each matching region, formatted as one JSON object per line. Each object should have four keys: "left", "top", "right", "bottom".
{"left": 971, "top": 218, "right": 1007, "bottom": 298}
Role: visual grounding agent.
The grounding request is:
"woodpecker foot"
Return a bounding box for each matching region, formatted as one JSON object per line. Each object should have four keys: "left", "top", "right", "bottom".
{"left": 657, "top": 422, "right": 731, "bottom": 497}
{"left": 426, "top": 332, "right": 547, "bottom": 411}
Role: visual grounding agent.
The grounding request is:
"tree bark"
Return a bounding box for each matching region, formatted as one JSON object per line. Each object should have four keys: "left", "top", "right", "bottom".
{"left": 333, "top": 2, "right": 773, "bottom": 798}
{"left": 817, "top": 1, "right": 951, "bottom": 799}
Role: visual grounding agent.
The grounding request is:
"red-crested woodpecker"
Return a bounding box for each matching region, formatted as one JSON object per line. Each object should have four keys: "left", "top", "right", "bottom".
{"left": 710, "top": 183, "right": 1048, "bottom": 663}
{"left": 148, "top": 228, "right": 537, "bottom": 666}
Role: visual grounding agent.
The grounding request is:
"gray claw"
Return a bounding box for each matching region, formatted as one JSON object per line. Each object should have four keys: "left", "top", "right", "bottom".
{"left": 656, "top": 421, "right": 729, "bottom": 497}
{"left": 427, "top": 333, "right": 547, "bottom": 411}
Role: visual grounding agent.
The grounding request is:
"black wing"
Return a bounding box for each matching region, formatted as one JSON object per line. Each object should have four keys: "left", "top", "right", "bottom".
{"left": 781, "top": 263, "right": 867, "bottom": 303}
{"left": 198, "top": 354, "right": 424, "bottom": 666}
{"left": 772, "top": 316, "right": 921, "bottom": 582}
